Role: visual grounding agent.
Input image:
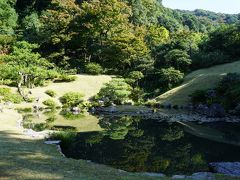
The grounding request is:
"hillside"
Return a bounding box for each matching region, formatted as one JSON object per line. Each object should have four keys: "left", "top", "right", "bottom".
{"left": 156, "top": 60, "right": 240, "bottom": 105}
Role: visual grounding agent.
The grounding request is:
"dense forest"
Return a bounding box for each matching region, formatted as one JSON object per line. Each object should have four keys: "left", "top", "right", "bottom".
{"left": 0, "top": 0, "right": 239, "bottom": 104}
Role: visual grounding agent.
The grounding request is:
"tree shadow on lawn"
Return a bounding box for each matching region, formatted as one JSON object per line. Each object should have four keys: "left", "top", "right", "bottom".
{"left": 0, "top": 131, "right": 156, "bottom": 180}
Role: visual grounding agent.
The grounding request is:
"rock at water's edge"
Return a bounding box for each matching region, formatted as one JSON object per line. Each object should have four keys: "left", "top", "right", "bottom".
{"left": 209, "top": 162, "right": 240, "bottom": 176}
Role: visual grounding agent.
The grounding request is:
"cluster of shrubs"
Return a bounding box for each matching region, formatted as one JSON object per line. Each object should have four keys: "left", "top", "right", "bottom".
{"left": 190, "top": 73, "right": 240, "bottom": 115}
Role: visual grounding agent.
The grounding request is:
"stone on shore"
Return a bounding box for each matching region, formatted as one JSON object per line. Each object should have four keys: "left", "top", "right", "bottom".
{"left": 209, "top": 162, "right": 240, "bottom": 176}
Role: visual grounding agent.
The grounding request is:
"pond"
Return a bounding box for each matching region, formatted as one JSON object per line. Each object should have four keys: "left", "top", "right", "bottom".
{"left": 60, "top": 116, "right": 240, "bottom": 175}
{"left": 22, "top": 110, "right": 240, "bottom": 175}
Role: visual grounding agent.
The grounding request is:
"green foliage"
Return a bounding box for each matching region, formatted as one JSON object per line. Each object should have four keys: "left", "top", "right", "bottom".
{"left": 16, "top": 107, "right": 32, "bottom": 113}
{"left": 33, "top": 123, "right": 50, "bottom": 132}
{"left": 97, "top": 79, "right": 132, "bottom": 105}
{"left": 190, "top": 90, "right": 208, "bottom": 105}
{"left": 45, "top": 90, "right": 57, "bottom": 97}
{"left": 193, "top": 24, "right": 240, "bottom": 69}
{"left": 60, "top": 92, "right": 84, "bottom": 108}
{"left": 84, "top": 63, "right": 103, "bottom": 75}
{"left": 60, "top": 111, "right": 84, "bottom": 120}
{"left": 0, "top": 87, "right": 23, "bottom": 103}
{"left": 126, "top": 71, "right": 144, "bottom": 87}
{"left": 46, "top": 116, "right": 57, "bottom": 123}
{"left": 127, "top": 0, "right": 162, "bottom": 25}
{"left": 0, "top": 0, "right": 238, "bottom": 103}
{"left": 164, "top": 49, "right": 192, "bottom": 72}
{"left": 42, "top": 99, "right": 57, "bottom": 109}
{"left": 157, "top": 67, "right": 184, "bottom": 91}
{"left": 190, "top": 73, "right": 240, "bottom": 111}
{"left": 56, "top": 75, "right": 77, "bottom": 82}
{"left": 217, "top": 73, "right": 240, "bottom": 109}
{"left": 0, "top": 0, "right": 18, "bottom": 35}
{"left": 1, "top": 41, "right": 61, "bottom": 86}
{"left": 50, "top": 131, "right": 77, "bottom": 148}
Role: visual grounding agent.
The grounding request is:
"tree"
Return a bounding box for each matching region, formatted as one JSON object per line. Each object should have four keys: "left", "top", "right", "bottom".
{"left": 126, "top": 71, "right": 144, "bottom": 87}
{"left": 157, "top": 67, "right": 184, "bottom": 90}
{"left": 164, "top": 49, "right": 192, "bottom": 72}
{"left": 1, "top": 41, "right": 60, "bottom": 97}
{"left": 71, "top": 0, "right": 150, "bottom": 74}
{"left": 127, "top": 0, "right": 162, "bottom": 25}
{"left": 146, "top": 25, "right": 169, "bottom": 48}
{"left": 0, "top": 0, "right": 18, "bottom": 35}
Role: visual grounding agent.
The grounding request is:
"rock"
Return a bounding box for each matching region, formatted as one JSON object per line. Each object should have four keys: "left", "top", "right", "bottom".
{"left": 172, "top": 175, "right": 188, "bottom": 179}
{"left": 71, "top": 107, "right": 81, "bottom": 113}
{"left": 231, "top": 104, "right": 240, "bottom": 115}
{"left": 191, "top": 172, "right": 214, "bottom": 180}
{"left": 209, "top": 162, "right": 240, "bottom": 176}
{"left": 207, "top": 104, "right": 226, "bottom": 118}
{"left": 196, "top": 104, "right": 209, "bottom": 115}
{"left": 138, "top": 172, "right": 166, "bottom": 177}
{"left": 109, "top": 106, "right": 117, "bottom": 113}
{"left": 165, "top": 103, "right": 172, "bottom": 109}
{"left": 44, "top": 140, "right": 61, "bottom": 145}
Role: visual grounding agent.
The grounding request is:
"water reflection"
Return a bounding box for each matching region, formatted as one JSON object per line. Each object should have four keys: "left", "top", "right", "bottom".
{"left": 62, "top": 116, "right": 240, "bottom": 175}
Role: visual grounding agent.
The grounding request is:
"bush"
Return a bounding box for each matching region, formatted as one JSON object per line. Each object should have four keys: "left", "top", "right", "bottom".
{"left": 45, "top": 90, "right": 57, "bottom": 97}
{"left": 46, "top": 116, "right": 57, "bottom": 123}
{"left": 0, "top": 87, "right": 23, "bottom": 103}
{"left": 60, "top": 92, "right": 84, "bottom": 108}
{"left": 43, "top": 99, "right": 57, "bottom": 109}
{"left": 50, "top": 131, "right": 77, "bottom": 148}
{"left": 56, "top": 75, "right": 77, "bottom": 82}
{"left": 16, "top": 107, "right": 32, "bottom": 113}
{"left": 96, "top": 79, "right": 132, "bottom": 105}
{"left": 33, "top": 123, "right": 50, "bottom": 132}
{"left": 190, "top": 90, "right": 207, "bottom": 105}
{"left": 85, "top": 63, "right": 103, "bottom": 75}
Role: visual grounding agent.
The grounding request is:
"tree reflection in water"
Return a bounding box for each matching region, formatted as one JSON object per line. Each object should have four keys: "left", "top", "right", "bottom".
{"left": 62, "top": 116, "right": 240, "bottom": 175}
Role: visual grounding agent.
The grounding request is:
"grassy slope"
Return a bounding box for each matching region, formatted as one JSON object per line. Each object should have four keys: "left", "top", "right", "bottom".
{"left": 14, "top": 74, "right": 113, "bottom": 108}
{"left": 156, "top": 61, "right": 240, "bottom": 105}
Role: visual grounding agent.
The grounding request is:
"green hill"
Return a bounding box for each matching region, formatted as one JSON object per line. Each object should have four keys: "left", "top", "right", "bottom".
{"left": 156, "top": 60, "right": 240, "bottom": 105}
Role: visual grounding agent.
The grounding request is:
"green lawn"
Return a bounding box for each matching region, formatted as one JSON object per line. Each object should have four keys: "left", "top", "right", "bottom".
{"left": 156, "top": 60, "right": 240, "bottom": 105}
{"left": 0, "top": 109, "right": 165, "bottom": 180}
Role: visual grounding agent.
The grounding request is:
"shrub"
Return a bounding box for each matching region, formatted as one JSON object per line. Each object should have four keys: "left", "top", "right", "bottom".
{"left": 46, "top": 116, "right": 57, "bottom": 123}
{"left": 190, "top": 90, "right": 207, "bottom": 105}
{"left": 16, "top": 107, "right": 32, "bottom": 113}
{"left": 50, "top": 131, "right": 77, "bottom": 148}
{"left": 60, "top": 92, "right": 84, "bottom": 108}
{"left": 45, "top": 90, "right": 57, "bottom": 97}
{"left": 42, "top": 99, "right": 57, "bottom": 109}
{"left": 26, "top": 97, "right": 34, "bottom": 103}
{"left": 96, "top": 79, "right": 132, "bottom": 105}
{"left": 33, "top": 123, "right": 50, "bottom": 132}
{"left": 56, "top": 75, "right": 77, "bottom": 82}
{"left": 0, "top": 87, "right": 23, "bottom": 103}
{"left": 85, "top": 63, "right": 103, "bottom": 75}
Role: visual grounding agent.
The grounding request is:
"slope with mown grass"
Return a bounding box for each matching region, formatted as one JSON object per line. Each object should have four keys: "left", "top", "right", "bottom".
{"left": 156, "top": 60, "right": 240, "bottom": 105}
{"left": 7, "top": 74, "right": 112, "bottom": 108}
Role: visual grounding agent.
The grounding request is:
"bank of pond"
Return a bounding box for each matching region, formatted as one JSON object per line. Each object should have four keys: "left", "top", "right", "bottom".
{"left": 20, "top": 107, "right": 240, "bottom": 176}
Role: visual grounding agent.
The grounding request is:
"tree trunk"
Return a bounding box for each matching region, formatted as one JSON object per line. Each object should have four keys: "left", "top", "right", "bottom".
{"left": 17, "top": 72, "right": 28, "bottom": 101}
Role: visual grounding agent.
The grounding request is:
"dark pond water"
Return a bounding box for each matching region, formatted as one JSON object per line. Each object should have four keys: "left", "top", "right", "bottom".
{"left": 61, "top": 116, "right": 240, "bottom": 175}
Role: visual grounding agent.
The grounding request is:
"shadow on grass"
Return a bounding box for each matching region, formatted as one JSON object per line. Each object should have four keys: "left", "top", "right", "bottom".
{"left": 0, "top": 131, "right": 159, "bottom": 180}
